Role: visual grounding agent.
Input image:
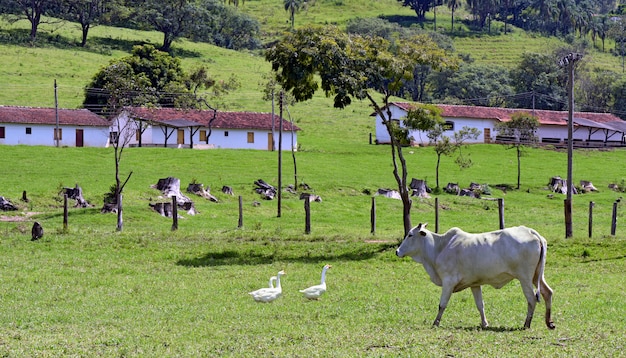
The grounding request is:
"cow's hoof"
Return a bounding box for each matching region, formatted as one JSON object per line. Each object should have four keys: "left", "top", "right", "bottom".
{"left": 547, "top": 321, "right": 556, "bottom": 330}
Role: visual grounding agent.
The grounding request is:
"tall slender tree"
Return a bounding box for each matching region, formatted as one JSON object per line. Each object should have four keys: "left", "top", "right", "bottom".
{"left": 266, "top": 25, "right": 456, "bottom": 235}
{"left": 495, "top": 112, "right": 539, "bottom": 190}
{"left": 283, "top": 0, "right": 307, "bottom": 30}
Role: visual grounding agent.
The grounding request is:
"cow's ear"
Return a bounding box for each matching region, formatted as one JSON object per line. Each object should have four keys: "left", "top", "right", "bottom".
{"left": 419, "top": 222, "right": 428, "bottom": 236}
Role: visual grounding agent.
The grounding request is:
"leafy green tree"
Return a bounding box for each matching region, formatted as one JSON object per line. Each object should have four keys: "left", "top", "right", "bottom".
{"left": 427, "top": 124, "right": 480, "bottom": 189}
{"left": 452, "top": 126, "right": 481, "bottom": 170}
{"left": 611, "top": 77, "right": 626, "bottom": 119}
{"left": 0, "top": 0, "right": 61, "bottom": 41}
{"left": 608, "top": 15, "right": 626, "bottom": 72}
{"left": 59, "top": 0, "right": 109, "bottom": 47}
{"left": 84, "top": 45, "right": 186, "bottom": 115}
{"left": 84, "top": 44, "right": 239, "bottom": 116}
{"left": 577, "top": 69, "right": 617, "bottom": 112}
{"left": 397, "top": 0, "right": 433, "bottom": 21}
{"left": 510, "top": 52, "right": 567, "bottom": 110}
{"left": 495, "top": 112, "right": 539, "bottom": 190}
{"left": 265, "top": 25, "right": 455, "bottom": 235}
{"left": 430, "top": 63, "right": 514, "bottom": 107}
{"left": 133, "top": 0, "right": 204, "bottom": 52}
{"left": 445, "top": 0, "right": 461, "bottom": 31}
{"left": 427, "top": 124, "right": 452, "bottom": 189}
{"left": 283, "top": 0, "right": 307, "bottom": 30}
{"left": 189, "top": 0, "right": 261, "bottom": 50}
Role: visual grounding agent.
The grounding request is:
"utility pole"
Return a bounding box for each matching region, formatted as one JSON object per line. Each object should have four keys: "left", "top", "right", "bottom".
{"left": 54, "top": 80, "right": 59, "bottom": 147}
{"left": 277, "top": 90, "right": 284, "bottom": 218}
{"left": 559, "top": 53, "right": 583, "bottom": 238}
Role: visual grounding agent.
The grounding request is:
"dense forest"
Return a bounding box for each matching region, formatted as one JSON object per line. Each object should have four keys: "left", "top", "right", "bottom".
{"left": 2, "top": 0, "right": 626, "bottom": 118}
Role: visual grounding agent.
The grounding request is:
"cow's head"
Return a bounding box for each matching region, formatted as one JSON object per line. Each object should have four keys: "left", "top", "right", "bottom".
{"left": 396, "top": 222, "right": 429, "bottom": 258}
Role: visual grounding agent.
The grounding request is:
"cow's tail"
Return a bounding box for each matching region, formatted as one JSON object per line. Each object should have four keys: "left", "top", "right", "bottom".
{"left": 535, "top": 234, "right": 547, "bottom": 303}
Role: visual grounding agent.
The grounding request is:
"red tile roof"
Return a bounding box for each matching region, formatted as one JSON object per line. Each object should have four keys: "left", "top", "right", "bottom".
{"left": 390, "top": 102, "right": 623, "bottom": 126}
{"left": 0, "top": 106, "right": 110, "bottom": 127}
{"left": 125, "top": 107, "right": 301, "bottom": 131}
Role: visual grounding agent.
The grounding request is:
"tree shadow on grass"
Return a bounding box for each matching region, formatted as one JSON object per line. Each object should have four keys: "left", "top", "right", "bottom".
{"left": 0, "top": 28, "right": 201, "bottom": 58}
{"left": 176, "top": 242, "right": 397, "bottom": 267}
{"left": 377, "top": 15, "right": 424, "bottom": 28}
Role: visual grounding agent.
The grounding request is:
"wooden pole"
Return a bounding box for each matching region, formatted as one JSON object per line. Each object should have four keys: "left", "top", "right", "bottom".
{"left": 564, "top": 199, "right": 572, "bottom": 237}
{"left": 238, "top": 196, "right": 243, "bottom": 228}
{"left": 498, "top": 198, "right": 505, "bottom": 230}
{"left": 171, "top": 196, "right": 178, "bottom": 231}
{"left": 304, "top": 199, "right": 311, "bottom": 234}
{"left": 435, "top": 197, "right": 439, "bottom": 233}
{"left": 611, "top": 201, "right": 618, "bottom": 236}
{"left": 370, "top": 196, "right": 376, "bottom": 234}
{"left": 63, "top": 194, "right": 68, "bottom": 230}
{"left": 588, "top": 201, "right": 594, "bottom": 238}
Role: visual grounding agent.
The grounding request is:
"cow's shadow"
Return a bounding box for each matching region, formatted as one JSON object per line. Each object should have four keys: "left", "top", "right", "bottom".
{"left": 453, "top": 325, "right": 524, "bottom": 332}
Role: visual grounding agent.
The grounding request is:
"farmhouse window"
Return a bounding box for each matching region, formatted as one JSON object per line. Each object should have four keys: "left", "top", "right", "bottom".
{"left": 0, "top": 127, "right": 4, "bottom": 138}
{"left": 224, "top": 131, "right": 229, "bottom": 137}
{"left": 26, "top": 127, "right": 32, "bottom": 135}
{"left": 54, "top": 128, "right": 62, "bottom": 140}
{"left": 109, "top": 131, "right": 119, "bottom": 144}
{"left": 442, "top": 121, "right": 454, "bottom": 131}
{"left": 200, "top": 130, "right": 207, "bottom": 141}
{"left": 247, "top": 132, "right": 254, "bottom": 143}
{"left": 135, "top": 129, "right": 141, "bottom": 141}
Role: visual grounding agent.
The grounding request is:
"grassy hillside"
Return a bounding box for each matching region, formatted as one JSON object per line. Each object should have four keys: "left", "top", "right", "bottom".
{"left": 1, "top": 0, "right": 624, "bottom": 112}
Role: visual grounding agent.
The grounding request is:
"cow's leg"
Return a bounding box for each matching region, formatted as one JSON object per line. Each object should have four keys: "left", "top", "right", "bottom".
{"left": 540, "top": 277, "right": 555, "bottom": 329}
{"left": 471, "top": 286, "right": 489, "bottom": 328}
{"left": 434, "top": 285, "right": 454, "bottom": 327}
{"left": 520, "top": 280, "right": 537, "bottom": 329}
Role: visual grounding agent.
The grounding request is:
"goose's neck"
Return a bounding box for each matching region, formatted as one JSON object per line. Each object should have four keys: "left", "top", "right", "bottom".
{"left": 276, "top": 274, "right": 282, "bottom": 289}
{"left": 320, "top": 268, "right": 328, "bottom": 284}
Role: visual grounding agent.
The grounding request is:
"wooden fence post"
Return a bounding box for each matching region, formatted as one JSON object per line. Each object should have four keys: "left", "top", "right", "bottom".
{"left": 238, "top": 196, "right": 243, "bottom": 228}
{"left": 498, "top": 198, "right": 505, "bottom": 230}
{"left": 588, "top": 201, "right": 594, "bottom": 238}
{"left": 370, "top": 196, "right": 376, "bottom": 234}
{"left": 171, "top": 196, "right": 178, "bottom": 231}
{"left": 611, "top": 200, "right": 618, "bottom": 236}
{"left": 304, "top": 199, "right": 311, "bottom": 234}
{"left": 63, "top": 194, "right": 68, "bottom": 230}
{"left": 435, "top": 197, "right": 439, "bottom": 233}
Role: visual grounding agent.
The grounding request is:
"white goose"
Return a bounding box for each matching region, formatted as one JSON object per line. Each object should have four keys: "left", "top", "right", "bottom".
{"left": 249, "top": 270, "right": 285, "bottom": 303}
{"left": 299, "top": 264, "right": 332, "bottom": 300}
{"left": 268, "top": 276, "right": 277, "bottom": 288}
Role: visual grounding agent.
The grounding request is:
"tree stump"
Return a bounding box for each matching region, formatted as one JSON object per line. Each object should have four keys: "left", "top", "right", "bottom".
{"left": 410, "top": 178, "right": 431, "bottom": 198}
{"left": 31, "top": 222, "right": 43, "bottom": 241}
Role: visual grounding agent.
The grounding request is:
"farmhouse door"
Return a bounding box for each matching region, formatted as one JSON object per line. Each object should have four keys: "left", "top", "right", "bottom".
{"left": 177, "top": 129, "right": 185, "bottom": 145}
{"left": 75, "top": 129, "right": 84, "bottom": 147}
{"left": 267, "top": 133, "right": 274, "bottom": 151}
{"left": 484, "top": 128, "right": 491, "bottom": 143}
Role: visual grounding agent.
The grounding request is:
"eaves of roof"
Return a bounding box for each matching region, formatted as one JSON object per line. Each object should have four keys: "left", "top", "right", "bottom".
{"left": 125, "top": 107, "right": 301, "bottom": 131}
{"left": 0, "top": 106, "right": 110, "bottom": 127}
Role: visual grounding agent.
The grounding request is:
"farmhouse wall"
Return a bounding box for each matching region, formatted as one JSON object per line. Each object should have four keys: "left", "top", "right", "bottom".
{"left": 0, "top": 123, "right": 109, "bottom": 147}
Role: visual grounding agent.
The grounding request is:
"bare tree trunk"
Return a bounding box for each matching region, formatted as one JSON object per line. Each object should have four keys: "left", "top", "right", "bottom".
{"left": 367, "top": 92, "right": 412, "bottom": 235}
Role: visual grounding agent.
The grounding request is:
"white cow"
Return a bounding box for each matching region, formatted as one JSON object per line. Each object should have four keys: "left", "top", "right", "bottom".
{"left": 396, "top": 223, "right": 555, "bottom": 329}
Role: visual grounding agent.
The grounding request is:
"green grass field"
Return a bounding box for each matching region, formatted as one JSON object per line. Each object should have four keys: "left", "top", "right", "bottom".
{"left": 1, "top": 2, "right": 626, "bottom": 356}
{"left": 1, "top": 143, "right": 625, "bottom": 356}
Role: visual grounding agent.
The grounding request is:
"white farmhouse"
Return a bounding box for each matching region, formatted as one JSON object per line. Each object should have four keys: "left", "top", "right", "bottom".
{"left": 113, "top": 107, "right": 300, "bottom": 150}
{"left": 374, "top": 102, "right": 626, "bottom": 147}
{"left": 0, "top": 106, "right": 110, "bottom": 147}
